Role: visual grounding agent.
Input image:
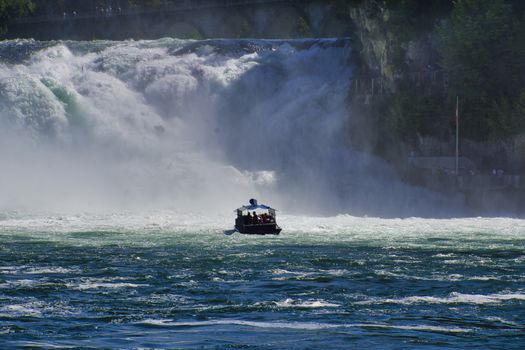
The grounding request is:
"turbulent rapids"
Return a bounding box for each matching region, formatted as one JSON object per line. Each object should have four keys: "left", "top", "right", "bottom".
{"left": 0, "top": 38, "right": 458, "bottom": 216}
{"left": 1, "top": 213, "right": 525, "bottom": 348}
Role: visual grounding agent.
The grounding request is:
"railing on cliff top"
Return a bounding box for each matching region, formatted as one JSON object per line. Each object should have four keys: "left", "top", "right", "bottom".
{"left": 12, "top": 0, "right": 295, "bottom": 24}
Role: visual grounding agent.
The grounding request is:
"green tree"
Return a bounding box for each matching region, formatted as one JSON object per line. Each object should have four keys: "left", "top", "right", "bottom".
{"left": 438, "top": 0, "right": 525, "bottom": 140}
{"left": 385, "top": 82, "right": 449, "bottom": 143}
{"left": 0, "top": 0, "right": 34, "bottom": 35}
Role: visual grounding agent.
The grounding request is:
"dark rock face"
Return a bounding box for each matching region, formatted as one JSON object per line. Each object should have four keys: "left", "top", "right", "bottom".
{"left": 7, "top": 1, "right": 351, "bottom": 41}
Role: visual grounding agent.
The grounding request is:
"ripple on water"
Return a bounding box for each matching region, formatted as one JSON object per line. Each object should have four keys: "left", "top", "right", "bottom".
{"left": 0, "top": 213, "right": 525, "bottom": 348}
{"left": 273, "top": 298, "right": 339, "bottom": 309}
{"left": 356, "top": 292, "right": 525, "bottom": 305}
{"left": 0, "top": 266, "right": 78, "bottom": 275}
{"left": 64, "top": 277, "right": 149, "bottom": 290}
{"left": 136, "top": 319, "right": 473, "bottom": 334}
{"left": 0, "top": 299, "right": 75, "bottom": 318}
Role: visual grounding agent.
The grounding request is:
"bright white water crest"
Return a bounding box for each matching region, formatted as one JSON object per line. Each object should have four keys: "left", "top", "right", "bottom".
{"left": 0, "top": 38, "right": 459, "bottom": 216}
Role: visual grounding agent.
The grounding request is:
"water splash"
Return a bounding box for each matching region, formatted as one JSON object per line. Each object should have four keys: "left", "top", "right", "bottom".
{"left": 0, "top": 38, "right": 459, "bottom": 216}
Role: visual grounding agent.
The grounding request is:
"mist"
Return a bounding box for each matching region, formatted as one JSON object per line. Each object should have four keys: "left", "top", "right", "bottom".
{"left": 0, "top": 38, "right": 463, "bottom": 217}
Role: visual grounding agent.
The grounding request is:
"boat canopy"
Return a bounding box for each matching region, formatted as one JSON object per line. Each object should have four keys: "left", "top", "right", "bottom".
{"left": 238, "top": 204, "right": 271, "bottom": 211}
{"left": 235, "top": 198, "right": 275, "bottom": 212}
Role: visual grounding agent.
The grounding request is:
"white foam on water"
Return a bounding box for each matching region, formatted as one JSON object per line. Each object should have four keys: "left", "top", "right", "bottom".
{"left": 0, "top": 303, "right": 43, "bottom": 318}
{"left": 0, "top": 279, "right": 46, "bottom": 289}
{"left": 71, "top": 282, "right": 146, "bottom": 290}
{"left": 274, "top": 298, "right": 339, "bottom": 308}
{"left": 9, "top": 341, "right": 77, "bottom": 349}
{"left": 325, "top": 269, "right": 348, "bottom": 276}
{"left": 357, "top": 292, "right": 525, "bottom": 305}
{"left": 270, "top": 269, "right": 320, "bottom": 281}
{"left": 483, "top": 316, "right": 522, "bottom": 327}
{"left": 0, "top": 299, "right": 75, "bottom": 318}
{"left": 137, "top": 318, "right": 472, "bottom": 333}
{"left": 23, "top": 267, "right": 78, "bottom": 274}
{"left": 65, "top": 276, "right": 148, "bottom": 290}
{"left": 0, "top": 266, "right": 19, "bottom": 274}
{"left": 371, "top": 324, "right": 471, "bottom": 333}
{"left": 433, "top": 253, "right": 456, "bottom": 258}
{"left": 270, "top": 268, "right": 351, "bottom": 281}
{"left": 0, "top": 213, "right": 524, "bottom": 253}
{"left": 0, "top": 327, "right": 13, "bottom": 335}
{"left": 371, "top": 270, "right": 515, "bottom": 282}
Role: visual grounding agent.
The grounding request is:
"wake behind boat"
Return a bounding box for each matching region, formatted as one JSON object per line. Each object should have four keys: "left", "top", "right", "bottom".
{"left": 234, "top": 199, "right": 282, "bottom": 235}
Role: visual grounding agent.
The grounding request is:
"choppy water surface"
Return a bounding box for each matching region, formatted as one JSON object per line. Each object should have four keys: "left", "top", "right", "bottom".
{"left": 0, "top": 213, "right": 524, "bottom": 349}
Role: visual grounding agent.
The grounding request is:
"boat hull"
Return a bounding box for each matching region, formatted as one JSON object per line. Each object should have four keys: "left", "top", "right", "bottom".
{"left": 235, "top": 223, "right": 282, "bottom": 235}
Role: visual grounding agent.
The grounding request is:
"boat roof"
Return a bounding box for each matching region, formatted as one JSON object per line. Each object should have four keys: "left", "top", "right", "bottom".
{"left": 235, "top": 198, "right": 276, "bottom": 212}
{"left": 236, "top": 204, "right": 273, "bottom": 211}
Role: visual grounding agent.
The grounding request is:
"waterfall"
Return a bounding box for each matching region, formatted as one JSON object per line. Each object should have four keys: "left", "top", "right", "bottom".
{"left": 0, "top": 38, "right": 458, "bottom": 216}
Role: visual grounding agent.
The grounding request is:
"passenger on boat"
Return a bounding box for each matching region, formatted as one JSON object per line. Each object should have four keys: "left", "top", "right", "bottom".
{"left": 252, "top": 211, "right": 258, "bottom": 224}
{"left": 245, "top": 212, "right": 252, "bottom": 224}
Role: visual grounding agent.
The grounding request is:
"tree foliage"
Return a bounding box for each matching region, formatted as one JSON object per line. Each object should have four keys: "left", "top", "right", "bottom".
{"left": 385, "top": 83, "right": 449, "bottom": 143}
{"left": 0, "top": 0, "right": 33, "bottom": 18}
{"left": 438, "top": 0, "right": 525, "bottom": 140}
{"left": 0, "top": 0, "right": 34, "bottom": 35}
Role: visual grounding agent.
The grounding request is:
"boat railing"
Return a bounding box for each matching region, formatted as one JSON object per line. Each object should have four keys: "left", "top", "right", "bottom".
{"left": 243, "top": 223, "right": 277, "bottom": 227}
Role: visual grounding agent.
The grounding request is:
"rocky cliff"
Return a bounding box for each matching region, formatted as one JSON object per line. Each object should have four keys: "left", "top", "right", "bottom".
{"left": 6, "top": 1, "right": 351, "bottom": 40}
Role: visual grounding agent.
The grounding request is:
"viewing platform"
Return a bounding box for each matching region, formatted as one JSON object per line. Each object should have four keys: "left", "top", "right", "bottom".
{"left": 407, "top": 156, "right": 523, "bottom": 190}
{"left": 405, "top": 156, "right": 525, "bottom": 213}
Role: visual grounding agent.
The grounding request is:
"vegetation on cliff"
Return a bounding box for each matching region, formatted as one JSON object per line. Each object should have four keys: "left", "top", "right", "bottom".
{"left": 340, "top": 0, "right": 525, "bottom": 168}
{"left": 438, "top": 0, "right": 525, "bottom": 141}
{"left": 0, "top": 0, "right": 33, "bottom": 35}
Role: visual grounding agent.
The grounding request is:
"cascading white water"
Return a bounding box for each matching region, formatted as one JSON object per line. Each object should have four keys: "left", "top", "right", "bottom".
{"left": 0, "top": 38, "right": 459, "bottom": 216}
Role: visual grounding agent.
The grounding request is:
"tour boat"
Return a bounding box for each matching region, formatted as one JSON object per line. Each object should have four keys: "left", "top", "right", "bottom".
{"left": 234, "top": 199, "right": 282, "bottom": 235}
